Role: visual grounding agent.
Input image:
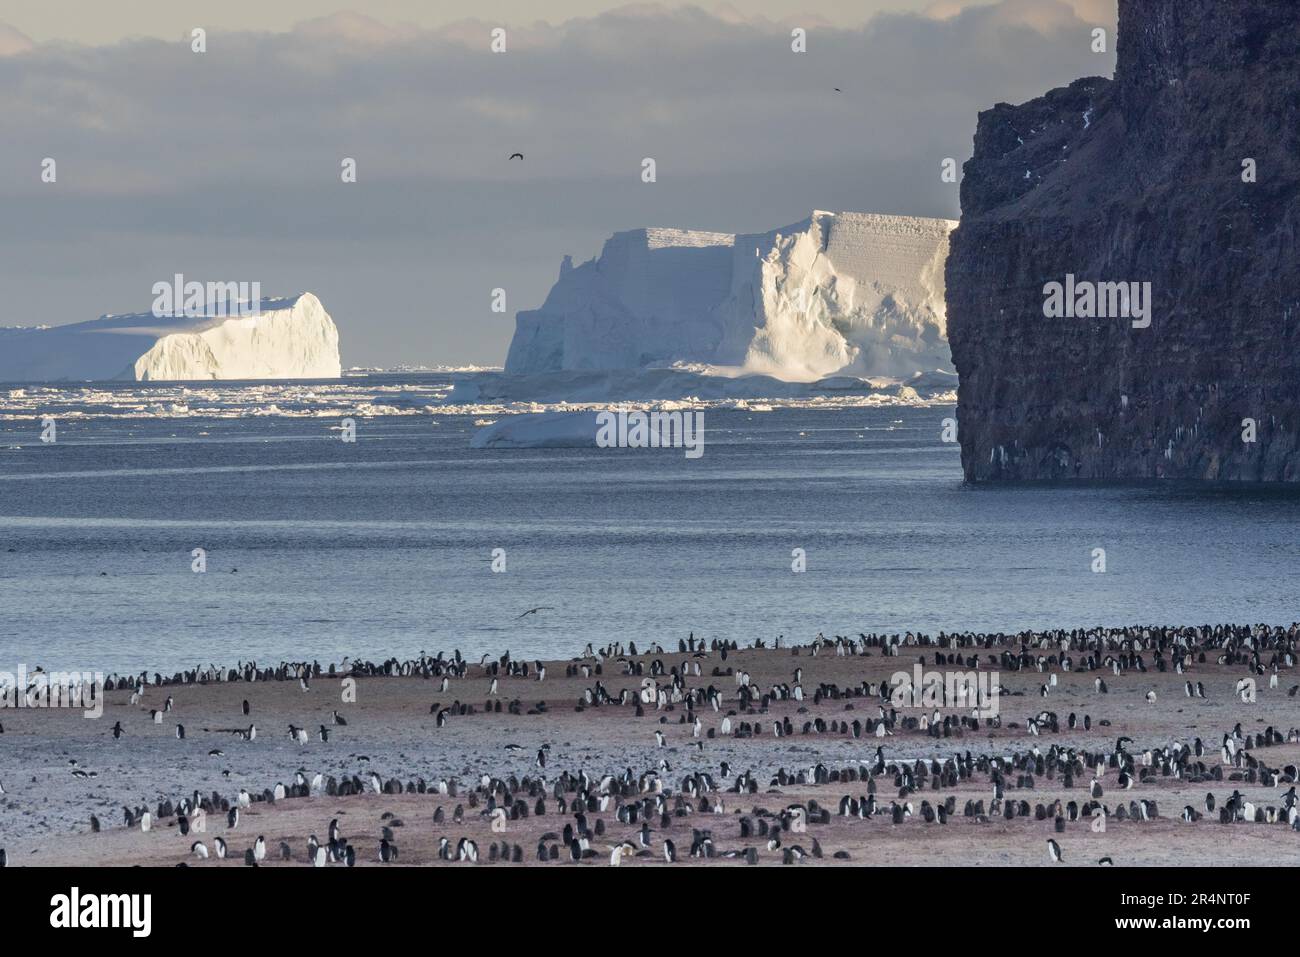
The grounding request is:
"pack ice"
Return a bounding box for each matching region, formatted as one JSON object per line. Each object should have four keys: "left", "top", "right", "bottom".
{"left": 0, "top": 293, "right": 341, "bottom": 382}
{"left": 506, "top": 211, "right": 957, "bottom": 381}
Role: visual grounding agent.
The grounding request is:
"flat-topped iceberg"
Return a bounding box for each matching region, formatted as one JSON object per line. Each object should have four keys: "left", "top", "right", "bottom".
{"left": 0, "top": 292, "right": 341, "bottom": 382}
{"left": 506, "top": 211, "right": 956, "bottom": 381}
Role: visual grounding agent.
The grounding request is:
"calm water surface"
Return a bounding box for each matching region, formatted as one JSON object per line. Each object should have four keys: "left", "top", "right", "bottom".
{"left": 2, "top": 392, "right": 1298, "bottom": 673}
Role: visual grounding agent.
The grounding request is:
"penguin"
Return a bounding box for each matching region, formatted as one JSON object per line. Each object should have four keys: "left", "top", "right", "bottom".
{"left": 380, "top": 838, "right": 398, "bottom": 862}
{"left": 111, "top": 721, "right": 124, "bottom": 740}
{"left": 227, "top": 807, "right": 239, "bottom": 829}
{"left": 253, "top": 835, "right": 266, "bottom": 862}
{"left": 1098, "top": 856, "right": 1113, "bottom": 866}
{"left": 609, "top": 841, "right": 637, "bottom": 866}
{"left": 191, "top": 841, "right": 209, "bottom": 859}
{"left": 663, "top": 839, "right": 677, "bottom": 863}
{"left": 318, "top": 725, "right": 330, "bottom": 743}
{"left": 175, "top": 723, "right": 185, "bottom": 740}
{"left": 332, "top": 710, "right": 348, "bottom": 726}
{"left": 215, "top": 837, "right": 228, "bottom": 859}
{"left": 1046, "top": 838, "right": 1063, "bottom": 863}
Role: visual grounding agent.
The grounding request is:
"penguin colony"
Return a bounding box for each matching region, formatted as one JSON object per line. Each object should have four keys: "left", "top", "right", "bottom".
{"left": 3, "top": 622, "right": 1300, "bottom": 867}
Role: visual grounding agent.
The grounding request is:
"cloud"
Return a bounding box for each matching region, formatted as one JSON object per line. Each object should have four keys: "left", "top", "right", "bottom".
{"left": 0, "top": 22, "right": 34, "bottom": 56}
{"left": 925, "top": 0, "right": 1114, "bottom": 26}
{"left": 291, "top": 11, "right": 421, "bottom": 46}
{"left": 0, "top": 1, "right": 1115, "bottom": 366}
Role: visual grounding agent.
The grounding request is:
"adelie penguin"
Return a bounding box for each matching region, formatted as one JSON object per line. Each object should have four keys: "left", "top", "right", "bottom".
{"left": 1046, "top": 838, "right": 1063, "bottom": 863}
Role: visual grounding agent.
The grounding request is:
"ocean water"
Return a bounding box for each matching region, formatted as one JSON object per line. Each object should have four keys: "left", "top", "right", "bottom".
{"left": 2, "top": 379, "right": 1299, "bottom": 675}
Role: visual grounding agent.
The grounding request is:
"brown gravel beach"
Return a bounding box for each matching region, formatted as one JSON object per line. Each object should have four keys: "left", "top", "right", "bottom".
{"left": 2, "top": 630, "right": 1299, "bottom": 867}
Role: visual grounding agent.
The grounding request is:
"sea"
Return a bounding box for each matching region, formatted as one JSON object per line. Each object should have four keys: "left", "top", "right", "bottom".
{"left": 2, "top": 373, "right": 1299, "bottom": 675}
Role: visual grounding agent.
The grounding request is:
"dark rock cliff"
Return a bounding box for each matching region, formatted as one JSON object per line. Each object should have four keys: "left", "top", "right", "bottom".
{"left": 946, "top": 0, "right": 1300, "bottom": 481}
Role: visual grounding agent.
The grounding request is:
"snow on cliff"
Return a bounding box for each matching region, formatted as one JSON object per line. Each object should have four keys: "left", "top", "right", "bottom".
{"left": 0, "top": 293, "right": 341, "bottom": 382}
{"left": 506, "top": 211, "right": 956, "bottom": 381}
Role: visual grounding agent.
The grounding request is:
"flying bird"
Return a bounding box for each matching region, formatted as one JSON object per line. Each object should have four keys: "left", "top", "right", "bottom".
{"left": 509, "top": 152, "right": 524, "bottom": 160}
{"left": 515, "top": 606, "right": 554, "bottom": 619}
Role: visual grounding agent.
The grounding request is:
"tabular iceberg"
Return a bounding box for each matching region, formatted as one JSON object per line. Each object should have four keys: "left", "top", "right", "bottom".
{"left": 506, "top": 211, "right": 956, "bottom": 381}
{"left": 0, "top": 292, "right": 341, "bottom": 382}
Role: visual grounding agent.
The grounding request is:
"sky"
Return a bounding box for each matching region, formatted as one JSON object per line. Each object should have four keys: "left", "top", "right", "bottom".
{"left": 0, "top": 1, "right": 1116, "bottom": 368}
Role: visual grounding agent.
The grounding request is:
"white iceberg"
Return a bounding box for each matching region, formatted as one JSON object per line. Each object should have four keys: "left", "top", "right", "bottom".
{"left": 0, "top": 292, "right": 341, "bottom": 382}
{"left": 469, "top": 411, "right": 605, "bottom": 449}
{"left": 505, "top": 211, "right": 956, "bottom": 381}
